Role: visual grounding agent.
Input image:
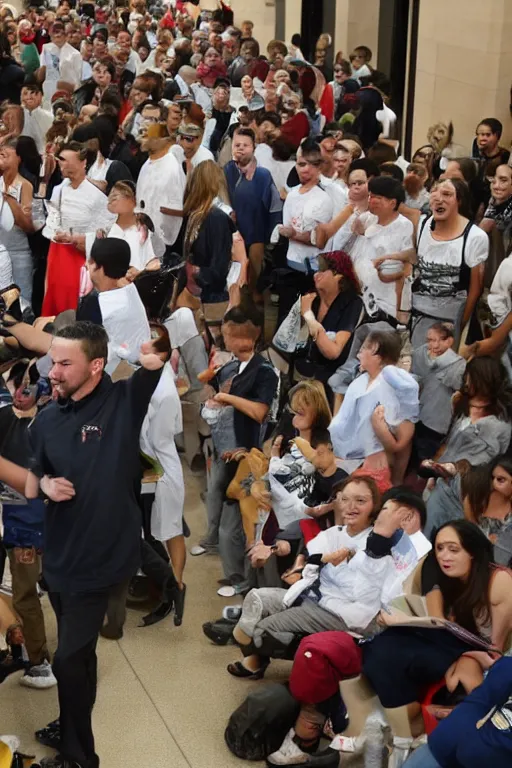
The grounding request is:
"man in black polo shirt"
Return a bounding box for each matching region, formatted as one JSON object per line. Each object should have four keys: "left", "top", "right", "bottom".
{"left": 28, "top": 321, "right": 167, "bottom": 768}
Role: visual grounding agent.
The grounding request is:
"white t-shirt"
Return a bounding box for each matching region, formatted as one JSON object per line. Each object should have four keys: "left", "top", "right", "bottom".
{"left": 283, "top": 185, "right": 334, "bottom": 270}
{"left": 40, "top": 42, "right": 82, "bottom": 105}
{"left": 405, "top": 188, "right": 429, "bottom": 211}
{"left": 99, "top": 282, "right": 151, "bottom": 373}
{"left": 21, "top": 107, "right": 54, "bottom": 155}
{"left": 320, "top": 175, "right": 349, "bottom": 215}
{"left": 107, "top": 223, "right": 157, "bottom": 271}
{"left": 190, "top": 144, "right": 215, "bottom": 168}
{"left": 136, "top": 151, "right": 186, "bottom": 247}
{"left": 414, "top": 215, "right": 489, "bottom": 320}
{"left": 255, "top": 143, "right": 295, "bottom": 193}
{"left": 361, "top": 214, "right": 414, "bottom": 317}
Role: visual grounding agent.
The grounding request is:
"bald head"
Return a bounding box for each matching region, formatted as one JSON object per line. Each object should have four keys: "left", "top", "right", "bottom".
{"left": 178, "top": 66, "right": 197, "bottom": 86}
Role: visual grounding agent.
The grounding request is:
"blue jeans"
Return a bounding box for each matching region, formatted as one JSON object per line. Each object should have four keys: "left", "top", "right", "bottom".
{"left": 404, "top": 744, "right": 442, "bottom": 768}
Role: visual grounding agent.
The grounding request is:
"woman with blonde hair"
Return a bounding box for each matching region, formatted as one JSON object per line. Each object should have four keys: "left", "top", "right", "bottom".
{"left": 182, "top": 159, "right": 247, "bottom": 339}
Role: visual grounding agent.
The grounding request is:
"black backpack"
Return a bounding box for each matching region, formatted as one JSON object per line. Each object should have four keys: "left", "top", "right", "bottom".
{"left": 224, "top": 683, "right": 300, "bottom": 761}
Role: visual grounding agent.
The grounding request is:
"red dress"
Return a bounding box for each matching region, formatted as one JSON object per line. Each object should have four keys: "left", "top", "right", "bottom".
{"left": 42, "top": 241, "right": 85, "bottom": 316}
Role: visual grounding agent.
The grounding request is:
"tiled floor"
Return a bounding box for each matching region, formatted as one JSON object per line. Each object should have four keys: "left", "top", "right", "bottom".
{"left": 0, "top": 463, "right": 292, "bottom": 767}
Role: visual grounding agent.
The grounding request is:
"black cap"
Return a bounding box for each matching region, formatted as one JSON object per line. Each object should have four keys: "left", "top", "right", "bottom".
{"left": 214, "top": 77, "right": 231, "bottom": 90}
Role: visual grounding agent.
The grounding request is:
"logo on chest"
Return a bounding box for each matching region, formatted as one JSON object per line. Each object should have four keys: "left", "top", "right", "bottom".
{"left": 81, "top": 424, "right": 102, "bottom": 443}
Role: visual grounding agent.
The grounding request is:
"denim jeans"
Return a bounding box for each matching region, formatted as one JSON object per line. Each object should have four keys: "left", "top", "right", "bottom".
{"left": 404, "top": 745, "right": 441, "bottom": 768}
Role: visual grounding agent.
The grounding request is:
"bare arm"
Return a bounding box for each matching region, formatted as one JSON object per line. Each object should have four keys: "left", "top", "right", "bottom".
{"left": 314, "top": 204, "right": 355, "bottom": 249}
{"left": 214, "top": 392, "right": 269, "bottom": 424}
{"left": 426, "top": 588, "right": 446, "bottom": 619}
{"left": 3, "top": 321, "right": 53, "bottom": 355}
{"left": 371, "top": 408, "right": 415, "bottom": 454}
{"left": 461, "top": 263, "right": 485, "bottom": 329}
{"left": 0, "top": 457, "right": 30, "bottom": 496}
{"left": 313, "top": 329, "right": 352, "bottom": 360}
{"left": 465, "top": 313, "right": 512, "bottom": 358}
{"left": 490, "top": 570, "right": 512, "bottom": 651}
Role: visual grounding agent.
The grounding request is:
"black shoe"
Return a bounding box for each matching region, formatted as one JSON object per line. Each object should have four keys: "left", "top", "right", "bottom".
{"left": 35, "top": 719, "right": 61, "bottom": 750}
{"left": 139, "top": 598, "right": 174, "bottom": 627}
{"left": 0, "top": 648, "right": 26, "bottom": 683}
{"left": 100, "top": 624, "right": 123, "bottom": 640}
{"left": 127, "top": 575, "right": 150, "bottom": 603}
{"left": 173, "top": 583, "right": 186, "bottom": 626}
{"left": 202, "top": 620, "right": 235, "bottom": 646}
{"left": 40, "top": 756, "right": 81, "bottom": 768}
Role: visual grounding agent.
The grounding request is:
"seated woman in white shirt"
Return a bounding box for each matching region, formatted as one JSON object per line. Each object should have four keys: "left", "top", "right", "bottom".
{"left": 225, "top": 476, "right": 418, "bottom": 680}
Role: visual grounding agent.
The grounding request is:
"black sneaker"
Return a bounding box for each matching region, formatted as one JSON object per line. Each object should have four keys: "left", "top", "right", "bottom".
{"left": 0, "top": 648, "right": 26, "bottom": 683}
{"left": 202, "top": 619, "right": 235, "bottom": 645}
{"left": 35, "top": 719, "right": 61, "bottom": 750}
{"left": 39, "top": 756, "right": 81, "bottom": 768}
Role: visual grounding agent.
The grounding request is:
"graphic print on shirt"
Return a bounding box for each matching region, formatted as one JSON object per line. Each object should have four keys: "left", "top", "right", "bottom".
{"left": 414, "top": 255, "right": 464, "bottom": 298}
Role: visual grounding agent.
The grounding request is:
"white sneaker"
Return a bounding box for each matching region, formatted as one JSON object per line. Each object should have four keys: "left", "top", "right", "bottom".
{"left": 267, "top": 729, "right": 309, "bottom": 765}
{"left": 190, "top": 545, "right": 207, "bottom": 556}
{"left": 19, "top": 660, "right": 57, "bottom": 689}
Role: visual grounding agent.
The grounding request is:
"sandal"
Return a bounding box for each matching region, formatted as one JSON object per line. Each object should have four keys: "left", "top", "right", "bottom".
{"left": 0, "top": 285, "right": 22, "bottom": 326}
{"left": 227, "top": 660, "right": 268, "bottom": 679}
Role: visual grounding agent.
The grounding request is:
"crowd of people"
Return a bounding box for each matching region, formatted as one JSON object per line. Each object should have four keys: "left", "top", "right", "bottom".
{"left": 0, "top": 0, "right": 512, "bottom": 767}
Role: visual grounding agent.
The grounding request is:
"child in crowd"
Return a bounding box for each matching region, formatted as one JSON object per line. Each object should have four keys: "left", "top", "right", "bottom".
{"left": 412, "top": 321, "right": 466, "bottom": 461}
{"left": 350, "top": 45, "right": 373, "bottom": 83}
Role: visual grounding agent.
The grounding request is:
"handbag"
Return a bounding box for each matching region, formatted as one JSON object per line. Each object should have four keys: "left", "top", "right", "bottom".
{"left": 272, "top": 297, "right": 302, "bottom": 354}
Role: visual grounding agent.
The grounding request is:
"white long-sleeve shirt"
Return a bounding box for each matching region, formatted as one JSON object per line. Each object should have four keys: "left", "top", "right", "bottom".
{"left": 43, "top": 178, "right": 115, "bottom": 241}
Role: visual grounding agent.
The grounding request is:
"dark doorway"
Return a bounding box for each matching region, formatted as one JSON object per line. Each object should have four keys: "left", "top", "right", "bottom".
{"left": 377, "top": 0, "right": 411, "bottom": 142}
{"left": 300, "top": 0, "right": 323, "bottom": 63}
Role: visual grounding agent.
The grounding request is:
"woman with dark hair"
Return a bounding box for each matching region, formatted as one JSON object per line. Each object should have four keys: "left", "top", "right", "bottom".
{"left": 352, "top": 86, "right": 384, "bottom": 151}
{"left": 295, "top": 250, "right": 363, "bottom": 384}
{"left": 363, "top": 519, "right": 512, "bottom": 715}
{"left": 0, "top": 30, "right": 24, "bottom": 104}
{"left": 411, "top": 178, "right": 489, "bottom": 348}
{"left": 462, "top": 455, "right": 512, "bottom": 565}
{"left": 423, "top": 356, "right": 512, "bottom": 537}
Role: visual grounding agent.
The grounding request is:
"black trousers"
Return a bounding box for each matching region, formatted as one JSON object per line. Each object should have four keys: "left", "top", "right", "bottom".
{"left": 49, "top": 588, "right": 113, "bottom": 768}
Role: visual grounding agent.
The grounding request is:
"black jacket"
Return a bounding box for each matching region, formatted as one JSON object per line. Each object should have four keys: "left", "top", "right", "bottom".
{"left": 29, "top": 368, "right": 162, "bottom": 592}
{"left": 0, "top": 57, "right": 25, "bottom": 104}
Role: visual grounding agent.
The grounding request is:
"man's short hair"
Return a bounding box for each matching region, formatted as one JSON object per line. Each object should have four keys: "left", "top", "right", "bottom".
{"left": 379, "top": 162, "right": 404, "bottom": 184}
{"left": 90, "top": 237, "right": 130, "bottom": 280}
{"left": 22, "top": 82, "right": 43, "bottom": 95}
{"left": 368, "top": 175, "right": 405, "bottom": 208}
{"left": 477, "top": 117, "right": 503, "bottom": 139}
{"left": 300, "top": 138, "right": 323, "bottom": 166}
{"left": 310, "top": 428, "right": 333, "bottom": 450}
{"left": 256, "top": 110, "right": 281, "bottom": 128}
{"left": 381, "top": 486, "right": 427, "bottom": 531}
{"left": 233, "top": 126, "right": 256, "bottom": 145}
{"left": 55, "top": 321, "right": 109, "bottom": 364}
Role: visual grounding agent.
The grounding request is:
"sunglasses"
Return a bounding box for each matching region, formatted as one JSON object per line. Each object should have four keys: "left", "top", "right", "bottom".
{"left": 179, "top": 135, "right": 196, "bottom": 143}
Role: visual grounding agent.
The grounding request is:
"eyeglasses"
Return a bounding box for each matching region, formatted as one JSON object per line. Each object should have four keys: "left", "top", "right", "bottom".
{"left": 179, "top": 135, "right": 196, "bottom": 143}
{"left": 338, "top": 495, "right": 373, "bottom": 505}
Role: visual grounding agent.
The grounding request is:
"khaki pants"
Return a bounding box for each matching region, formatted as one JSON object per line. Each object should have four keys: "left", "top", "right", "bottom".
{"left": 8, "top": 550, "right": 48, "bottom": 665}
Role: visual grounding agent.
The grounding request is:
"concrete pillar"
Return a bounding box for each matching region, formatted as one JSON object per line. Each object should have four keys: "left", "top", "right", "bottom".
{"left": 412, "top": 0, "right": 512, "bottom": 156}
